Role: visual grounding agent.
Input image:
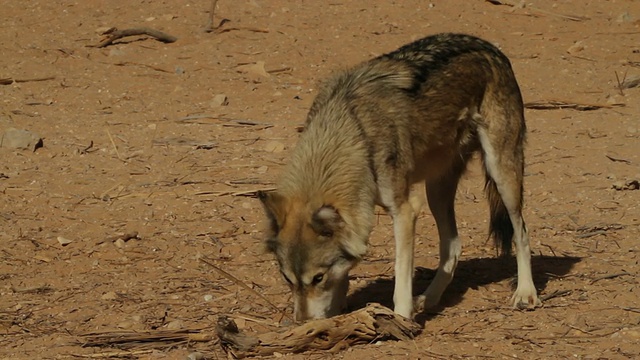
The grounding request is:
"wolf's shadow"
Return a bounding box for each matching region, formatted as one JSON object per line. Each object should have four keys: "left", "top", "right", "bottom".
{"left": 347, "top": 255, "right": 580, "bottom": 325}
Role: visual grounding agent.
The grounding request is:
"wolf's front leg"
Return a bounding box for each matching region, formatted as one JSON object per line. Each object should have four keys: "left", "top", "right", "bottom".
{"left": 415, "top": 174, "right": 462, "bottom": 312}
{"left": 392, "top": 202, "right": 416, "bottom": 318}
{"left": 391, "top": 185, "right": 425, "bottom": 318}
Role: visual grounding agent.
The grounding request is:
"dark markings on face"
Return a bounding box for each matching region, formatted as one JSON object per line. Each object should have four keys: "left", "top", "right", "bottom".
{"left": 289, "top": 239, "right": 308, "bottom": 286}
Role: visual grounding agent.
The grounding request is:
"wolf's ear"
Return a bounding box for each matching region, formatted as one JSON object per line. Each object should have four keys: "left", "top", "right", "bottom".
{"left": 311, "top": 205, "right": 344, "bottom": 238}
{"left": 258, "top": 190, "right": 286, "bottom": 237}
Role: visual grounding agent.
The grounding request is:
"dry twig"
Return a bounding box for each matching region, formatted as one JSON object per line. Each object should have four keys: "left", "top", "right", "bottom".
{"left": 75, "top": 350, "right": 155, "bottom": 358}
{"left": 217, "top": 303, "right": 421, "bottom": 358}
{"left": 618, "top": 306, "right": 640, "bottom": 314}
{"left": 614, "top": 71, "right": 627, "bottom": 96}
{"left": 205, "top": 0, "right": 231, "bottom": 32}
{"left": 199, "top": 256, "right": 285, "bottom": 317}
{"left": 605, "top": 154, "right": 631, "bottom": 164}
{"left": 105, "top": 128, "right": 125, "bottom": 162}
{"left": 575, "top": 230, "right": 607, "bottom": 239}
{"left": 0, "top": 76, "right": 56, "bottom": 85}
{"left": 92, "top": 27, "right": 177, "bottom": 48}
{"left": 485, "top": 0, "right": 589, "bottom": 21}
{"left": 214, "top": 26, "right": 269, "bottom": 34}
{"left": 590, "top": 272, "right": 631, "bottom": 284}
{"left": 576, "top": 223, "right": 625, "bottom": 238}
{"left": 524, "top": 100, "right": 624, "bottom": 111}
{"left": 11, "top": 284, "right": 53, "bottom": 294}
{"left": 540, "top": 289, "right": 572, "bottom": 302}
{"left": 195, "top": 187, "right": 277, "bottom": 197}
{"left": 111, "top": 61, "right": 172, "bottom": 73}
{"left": 177, "top": 115, "right": 273, "bottom": 129}
{"left": 79, "top": 329, "right": 213, "bottom": 350}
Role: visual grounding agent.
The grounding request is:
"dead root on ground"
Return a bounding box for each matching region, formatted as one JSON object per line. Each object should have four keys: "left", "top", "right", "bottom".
{"left": 217, "top": 303, "right": 421, "bottom": 358}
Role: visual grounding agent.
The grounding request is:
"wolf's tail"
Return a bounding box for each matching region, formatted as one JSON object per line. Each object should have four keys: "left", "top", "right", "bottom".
{"left": 484, "top": 172, "right": 513, "bottom": 257}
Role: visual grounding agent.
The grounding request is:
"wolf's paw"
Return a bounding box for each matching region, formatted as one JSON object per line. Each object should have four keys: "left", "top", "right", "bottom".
{"left": 393, "top": 303, "right": 414, "bottom": 319}
{"left": 413, "top": 295, "right": 426, "bottom": 314}
{"left": 511, "top": 289, "right": 542, "bottom": 310}
{"left": 413, "top": 293, "right": 441, "bottom": 315}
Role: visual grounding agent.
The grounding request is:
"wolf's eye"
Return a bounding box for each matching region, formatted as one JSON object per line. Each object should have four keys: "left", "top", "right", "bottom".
{"left": 312, "top": 274, "right": 324, "bottom": 285}
{"left": 319, "top": 230, "right": 333, "bottom": 237}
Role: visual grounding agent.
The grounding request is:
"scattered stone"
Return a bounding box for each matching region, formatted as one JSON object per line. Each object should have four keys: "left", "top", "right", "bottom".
{"left": 186, "top": 352, "right": 205, "bottom": 360}
{"left": 616, "top": 12, "right": 633, "bottom": 23}
{"left": 56, "top": 236, "right": 73, "bottom": 246}
{"left": 33, "top": 254, "right": 52, "bottom": 263}
{"left": 264, "top": 140, "right": 285, "bottom": 153}
{"left": 567, "top": 41, "right": 585, "bottom": 55}
{"left": 117, "top": 321, "right": 135, "bottom": 329}
{"left": 210, "top": 94, "right": 228, "bottom": 107}
{"left": 606, "top": 94, "right": 625, "bottom": 105}
{"left": 108, "top": 48, "right": 125, "bottom": 57}
{"left": 0, "top": 113, "right": 13, "bottom": 126}
{"left": 114, "top": 238, "right": 126, "bottom": 248}
{"left": 166, "top": 319, "right": 183, "bottom": 330}
{"left": 101, "top": 291, "right": 118, "bottom": 300}
{"left": 613, "top": 179, "right": 639, "bottom": 191}
{"left": 619, "top": 75, "right": 640, "bottom": 90}
{"left": 203, "top": 294, "right": 213, "bottom": 302}
{"left": 237, "top": 61, "right": 270, "bottom": 78}
{"left": 256, "top": 165, "right": 269, "bottom": 174}
{"left": 1, "top": 128, "right": 43, "bottom": 151}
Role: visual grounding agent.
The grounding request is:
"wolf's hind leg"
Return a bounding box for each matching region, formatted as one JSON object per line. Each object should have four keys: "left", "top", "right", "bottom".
{"left": 415, "top": 167, "right": 464, "bottom": 312}
{"left": 478, "top": 125, "right": 540, "bottom": 309}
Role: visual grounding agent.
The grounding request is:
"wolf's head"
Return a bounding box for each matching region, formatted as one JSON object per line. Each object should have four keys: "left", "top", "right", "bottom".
{"left": 258, "top": 190, "right": 364, "bottom": 321}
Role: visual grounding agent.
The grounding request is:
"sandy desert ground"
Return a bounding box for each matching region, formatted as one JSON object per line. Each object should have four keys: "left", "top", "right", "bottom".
{"left": 1, "top": 0, "right": 639, "bottom": 359}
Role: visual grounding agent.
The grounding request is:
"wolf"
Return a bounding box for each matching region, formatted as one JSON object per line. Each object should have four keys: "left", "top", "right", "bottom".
{"left": 258, "top": 33, "right": 541, "bottom": 321}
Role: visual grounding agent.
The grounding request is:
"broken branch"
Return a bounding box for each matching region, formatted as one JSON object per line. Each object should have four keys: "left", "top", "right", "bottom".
{"left": 217, "top": 303, "right": 421, "bottom": 358}
{"left": 79, "top": 329, "right": 214, "bottom": 349}
{"left": 524, "top": 100, "right": 624, "bottom": 111}
{"left": 0, "top": 76, "right": 56, "bottom": 85}
{"left": 92, "top": 27, "right": 177, "bottom": 48}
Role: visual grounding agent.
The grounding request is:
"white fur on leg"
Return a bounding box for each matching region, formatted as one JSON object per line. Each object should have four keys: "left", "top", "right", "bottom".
{"left": 477, "top": 127, "right": 540, "bottom": 308}
{"left": 392, "top": 202, "right": 417, "bottom": 318}
{"left": 511, "top": 223, "right": 540, "bottom": 308}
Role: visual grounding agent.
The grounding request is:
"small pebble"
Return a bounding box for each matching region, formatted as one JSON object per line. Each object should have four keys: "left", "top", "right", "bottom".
{"left": 57, "top": 236, "right": 73, "bottom": 246}
{"left": 166, "top": 319, "right": 183, "bottom": 330}
{"left": 264, "top": 140, "right": 285, "bottom": 153}
{"left": 101, "top": 291, "right": 117, "bottom": 300}
{"left": 1, "top": 128, "right": 43, "bottom": 151}
{"left": 210, "top": 94, "right": 228, "bottom": 107}
{"left": 187, "top": 352, "right": 205, "bottom": 360}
